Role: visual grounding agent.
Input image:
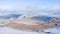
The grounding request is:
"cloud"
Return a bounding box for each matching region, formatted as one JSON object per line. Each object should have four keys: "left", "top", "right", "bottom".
{"left": 49, "top": 5, "right": 60, "bottom": 11}
{"left": 0, "top": 4, "right": 60, "bottom": 16}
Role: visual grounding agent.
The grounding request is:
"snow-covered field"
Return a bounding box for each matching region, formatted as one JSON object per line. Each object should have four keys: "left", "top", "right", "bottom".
{"left": 0, "top": 27, "right": 40, "bottom": 34}
{"left": 0, "top": 27, "right": 60, "bottom": 34}
{"left": 0, "top": 13, "right": 60, "bottom": 34}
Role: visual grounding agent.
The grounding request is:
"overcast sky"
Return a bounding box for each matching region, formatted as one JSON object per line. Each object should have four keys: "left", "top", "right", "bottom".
{"left": 0, "top": 0, "right": 60, "bottom": 14}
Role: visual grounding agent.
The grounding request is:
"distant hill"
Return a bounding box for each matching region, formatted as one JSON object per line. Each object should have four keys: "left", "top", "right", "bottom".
{"left": 0, "top": 14, "right": 22, "bottom": 19}
{"left": 31, "top": 16, "right": 56, "bottom": 23}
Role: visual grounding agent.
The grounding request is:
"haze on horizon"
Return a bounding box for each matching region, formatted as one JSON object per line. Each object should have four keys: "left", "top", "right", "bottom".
{"left": 0, "top": 0, "right": 60, "bottom": 15}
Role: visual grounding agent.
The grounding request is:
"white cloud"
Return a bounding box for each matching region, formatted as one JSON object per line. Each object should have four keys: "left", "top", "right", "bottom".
{"left": 0, "top": 5, "right": 13, "bottom": 10}
{"left": 49, "top": 5, "right": 60, "bottom": 11}
{"left": 0, "top": 4, "right": 60, "bottom": 15}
